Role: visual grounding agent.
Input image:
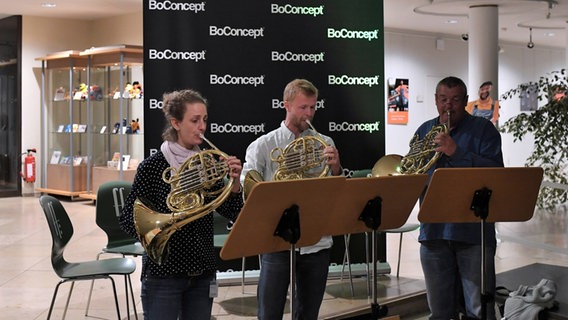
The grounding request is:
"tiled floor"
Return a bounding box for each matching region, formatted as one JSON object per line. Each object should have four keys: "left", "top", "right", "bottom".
{"left": 0, "top": 195, "right": 567, "bottom": 319}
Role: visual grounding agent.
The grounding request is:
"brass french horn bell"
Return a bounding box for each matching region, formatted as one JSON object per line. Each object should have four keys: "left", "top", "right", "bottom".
{"left": 243, "top": 169, "right": 263, "bottom": 201}
{"left": 371, "top": 154, "right": 403, "bottom": 177}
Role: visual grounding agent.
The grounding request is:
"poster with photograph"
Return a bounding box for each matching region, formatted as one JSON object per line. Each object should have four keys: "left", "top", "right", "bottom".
{"left": 387, "top": 78, "right": 409, "bottom": 124}
{"left": 520, "top": 84, "right": 538, "bottom": 111}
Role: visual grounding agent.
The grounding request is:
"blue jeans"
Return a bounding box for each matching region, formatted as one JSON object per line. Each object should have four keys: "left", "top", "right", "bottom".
{"left": 420, "top": 240, "right": 496, "bottom": 320}
{"left": 141, "top": 273, "right": 214, "bottom": 320}
{"left": 257, "top": 249, "right": 330, "bottom": 320}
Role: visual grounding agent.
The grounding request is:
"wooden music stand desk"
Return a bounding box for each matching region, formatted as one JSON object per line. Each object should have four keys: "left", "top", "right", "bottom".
{"left": 419, "top": 167, "right": 543, "bottom": 223}
{"left": 220, "top": 175, "right": 345, "bottom": 260}
{"left": 325, "top": 174, "right": 428, "bottom": 236}
{"left": 220, "top": 175, "right": 345, "bottom": 317}
{"left": 325, "top": 174, "right": 428, "bottom": 319}
{"left": 418, "top": 167, "right": 544, "bottom": 320}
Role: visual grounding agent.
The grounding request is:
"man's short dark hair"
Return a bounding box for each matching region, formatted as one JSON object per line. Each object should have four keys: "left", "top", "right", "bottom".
{"left": 436, "top": 76, "right": 468, "bottom": 98}
{"left": 480, "top": 81, "right": 493, "bottom": 88}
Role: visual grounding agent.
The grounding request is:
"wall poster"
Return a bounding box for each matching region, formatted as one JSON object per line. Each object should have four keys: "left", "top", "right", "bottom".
{"left": 387, "top": 77, "right": 409, "bottom": 124}
{"left": 520, "top": 84, "right": 538, "bottom": 111}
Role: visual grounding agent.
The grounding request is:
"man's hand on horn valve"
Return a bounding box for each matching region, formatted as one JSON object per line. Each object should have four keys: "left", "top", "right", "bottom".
{"left": 434, "top": 133, "right": 456, "bottom": 156}
{"left": 324, "top": 145, "right": 342, "bottom": 175}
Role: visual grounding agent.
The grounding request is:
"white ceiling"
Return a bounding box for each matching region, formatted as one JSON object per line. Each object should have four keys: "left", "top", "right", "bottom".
{"left": 0, "top": 0, "right": 567, "bottom": 49}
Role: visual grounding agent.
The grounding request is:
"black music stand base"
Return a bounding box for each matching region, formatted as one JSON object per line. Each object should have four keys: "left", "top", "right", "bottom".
{"left": 347, "top": 198, "right": 389, "bottom": 319}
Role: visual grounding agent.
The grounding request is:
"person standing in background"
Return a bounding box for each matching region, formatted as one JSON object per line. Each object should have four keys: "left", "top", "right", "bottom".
{"left": 466, "top": 81, "right": 499, "bottom": 126}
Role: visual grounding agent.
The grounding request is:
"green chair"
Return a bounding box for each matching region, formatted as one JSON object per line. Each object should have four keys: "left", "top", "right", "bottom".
{"left": 39, "top": 195, "right": 136, "bottom": 320}
{"left": 213, "top": 212, "right": 256, "bottom": 294}
{"left": 86, "top": 180, "right": 142, "bottom": 319}
{"left": 382, "top": 223, "right": 420, "bottom": 278}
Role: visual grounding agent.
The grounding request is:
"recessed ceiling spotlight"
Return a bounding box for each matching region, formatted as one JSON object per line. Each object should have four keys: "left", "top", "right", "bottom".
{"left": 544, "top": 32, "right": 556, "bottom": 37}
{"left": 446, "top": 19, "right": 458, "bottom": 24}
{"left": 41, "top": 3, "right": 57, "bottom": 8}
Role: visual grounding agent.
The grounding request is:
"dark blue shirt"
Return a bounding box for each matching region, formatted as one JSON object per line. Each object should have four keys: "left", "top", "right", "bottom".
{"left": 417, "top": 113, "right": 504, "bottom": 247}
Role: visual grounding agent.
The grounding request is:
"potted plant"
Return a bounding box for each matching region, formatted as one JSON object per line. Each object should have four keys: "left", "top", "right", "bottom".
{"left": 500, "top": 69, "right": 568, "bottom": 210}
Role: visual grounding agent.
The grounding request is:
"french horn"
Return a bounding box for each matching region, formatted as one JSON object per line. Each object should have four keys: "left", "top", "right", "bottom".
{"left": 372, "top": 111, "right": 450, "bottom": 176}
{"left": 133, "top": 134, "right": 234, "bottom": 265}
{"left": 243, "top": 120, "right": 329, "bottom": 200}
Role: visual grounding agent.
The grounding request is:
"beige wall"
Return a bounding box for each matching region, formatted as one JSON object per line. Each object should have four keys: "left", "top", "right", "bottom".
{"left": 21, "top": 12, "right": 142, "bottom": 195}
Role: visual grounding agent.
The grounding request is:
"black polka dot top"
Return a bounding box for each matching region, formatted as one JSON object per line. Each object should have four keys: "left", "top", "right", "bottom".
{"left": 120, "top": 151, "right": 243, "bottom": 277}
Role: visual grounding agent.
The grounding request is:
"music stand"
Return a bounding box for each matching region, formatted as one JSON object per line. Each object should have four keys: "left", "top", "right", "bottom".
{"left": 418, "top": 167, "right": 544, "bottom": 320}
{"left": 220, "top": 176, "right": 346, "bottom": 317}
{"left": 325, "top": 174, "right": 428, "bottom": 319}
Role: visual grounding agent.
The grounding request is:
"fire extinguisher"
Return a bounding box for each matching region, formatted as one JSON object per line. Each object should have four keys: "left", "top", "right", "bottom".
{"left": 20, "top": 148, "right": 37, "bottom": 183}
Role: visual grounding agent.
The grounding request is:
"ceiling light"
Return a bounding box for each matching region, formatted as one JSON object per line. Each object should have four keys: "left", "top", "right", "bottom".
{"left": 544, "top": 32, "right": 555, "bottom": 37}
{"left": 41, "top": 3, "right": 56, "bottom": 8}
{"left": 527, "top": 28, "right": 535, "bottom": 49}
{"left": 446, "top": 19, "right": 458, "bottom": 24}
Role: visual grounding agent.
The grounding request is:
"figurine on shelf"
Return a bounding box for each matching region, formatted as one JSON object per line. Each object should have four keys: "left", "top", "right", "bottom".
{"left": 89, "top": 85, "right": 103, "bottom": 101}
{"left": 73, "top": 83, "right": 89, "bottom": 100}
{"left": 123, "top": 83, "right": 133, "bottom": 99}
{"left": 113, "top": 118, "right": 128, "bottom": 134}
{"left": 130, "top": 118, "right": 140, "bottom": 133}
{"left": 132, "top": 81, "right": 143, "bottom": 99}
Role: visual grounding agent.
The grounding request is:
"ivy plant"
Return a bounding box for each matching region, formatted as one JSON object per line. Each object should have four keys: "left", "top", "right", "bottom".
{"left": 499, "top": 69, "right": 568, "bottom": 210}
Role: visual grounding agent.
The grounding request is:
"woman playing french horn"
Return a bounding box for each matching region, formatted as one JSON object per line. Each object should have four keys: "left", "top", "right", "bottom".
{"left": 120, "top": 89, "right": 243, "bottom": 320}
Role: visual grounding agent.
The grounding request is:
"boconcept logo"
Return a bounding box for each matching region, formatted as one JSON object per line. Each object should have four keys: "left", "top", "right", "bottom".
{"left": 210, "top": 74, "right": 265, "bottom": 87}
{"left": 327, "top": 28, "right": 379, "bottom": 41}
{"left": 270, "top": 4, "right": 324, "bottom": 17}
{"left": 271, "top": 51, "right": 325, "bottom": 64}
{"left": 328, "top": 75, "right": 380, "bottom": 87}
{"left": 209, "top": 26, "right": 265, "bottom": 39}
{"left": 329, "top": 121, "right": 381, "bottom": 133}
{"left": 210, "top": 123, "right": 266, "bottom": 135}
{"left": 148, "top": 99, "right": 163, "bottom": 109}
{"left": 271, "top": 99, "right": 325, "bottom": 109}
{"left": 148, "top": 0, "right": 206, "bottom": 12}
{"left": 148, "top": 49, "right": 206, "bottom": 62}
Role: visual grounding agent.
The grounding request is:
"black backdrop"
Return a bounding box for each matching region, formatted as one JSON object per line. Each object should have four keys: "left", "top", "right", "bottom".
{"left": 143, "top": 1, "right": 386, "bottom": 268}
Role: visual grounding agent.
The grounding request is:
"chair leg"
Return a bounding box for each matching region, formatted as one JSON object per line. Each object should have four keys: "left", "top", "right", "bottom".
{"left": 62, "top": 281, "right": 75, "bottom": 320}
{"left": 341, "top": 234, "right": 355, "bottom": 296}
{"left": 47, "top": 280, "right": 65, "bottom": 320}
{"left": 124, "top": 275, "right": 131, "bottom": 320}
{"left": 107, "top": 276, "right": 122, "bottom": 320}
{"left": 241, "top": 257, "right": 246, "bottom": 294}
{"left": 396, "top": 233, "right": 403, "bottom": 278}
{"left": 85, "top": 251, "right": 104, "bottom": 316}
{"left": 127, "top": 274, "right": 139, "bottom": 320}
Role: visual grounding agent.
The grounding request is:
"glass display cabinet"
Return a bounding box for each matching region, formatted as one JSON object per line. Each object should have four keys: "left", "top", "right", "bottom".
{"left": 36, "top": 45, "right": 143, "bottom": 199}
{"left": 78, "top": 45, "right": 143, "bottom": 200}
{"left": 36, "top": 50, "right": 89, "bottom": 197}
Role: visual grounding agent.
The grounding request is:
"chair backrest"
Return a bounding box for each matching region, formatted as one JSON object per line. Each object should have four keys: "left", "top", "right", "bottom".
{"left": 96, "top": 180, "right": 136, "bottom": 248}
{"left": 351, "top": 169, "right": 372, "bottom": 178}
{"left": 39, "top": 195, "right": 73, "bottom": 276}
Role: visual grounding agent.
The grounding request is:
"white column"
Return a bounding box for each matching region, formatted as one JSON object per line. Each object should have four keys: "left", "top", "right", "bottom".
{"left": 468, "top": 5, "right": 499, "bottom": 98}
{"left": 566, "top": 22, "right": 568, "bottom": 67}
